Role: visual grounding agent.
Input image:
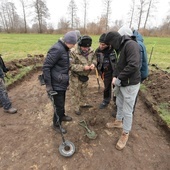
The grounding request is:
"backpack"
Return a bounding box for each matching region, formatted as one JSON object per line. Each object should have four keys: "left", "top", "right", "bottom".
{"left": 133, "top": 30, "right": 149, "bottom": 82}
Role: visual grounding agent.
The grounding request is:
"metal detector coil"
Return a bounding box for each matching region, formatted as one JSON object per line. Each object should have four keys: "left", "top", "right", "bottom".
{"left": 59, "top": 140, "right": 76, "bottom": 157}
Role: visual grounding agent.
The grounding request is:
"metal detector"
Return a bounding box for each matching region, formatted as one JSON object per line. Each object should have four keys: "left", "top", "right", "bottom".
{"left": 49, "top": 91, "right": 76, "bottom": 157}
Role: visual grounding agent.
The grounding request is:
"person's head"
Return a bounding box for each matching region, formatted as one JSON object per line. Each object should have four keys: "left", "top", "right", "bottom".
{"left": 75, "top": 30, "right": 81, "bottom": 40}
{"left": 78, "top": 35, "right": 92, "bottom": 53}
{"left": 118, "top": 26, "right": 133, "bottom": 36}
{"left": 98, "top": 33, "right": 109, "bottom": 50}
{"left": 63, "top": 31, "right": 77, "bottom": 49}
{"left": 104, "top": 31, "right": 122, "bottom": 50}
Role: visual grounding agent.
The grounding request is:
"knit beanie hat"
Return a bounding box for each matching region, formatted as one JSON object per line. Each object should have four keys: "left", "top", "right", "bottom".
{"left": 99, "top": 33, "right": 106, "bottom": 43}
{"left": 118, "top": 26, "right": 133, "bottom": 36}
{"left": 63, "top": 31, "right": 77, "bottom": 45}
{"left": 78, "top": 36, "right": 92, "bottom": 47}
{"left": 75, "top": 30, "right": 81, "bottom": 39}
{"left": 104, "top": 31, "right": 122, "bottom": 50}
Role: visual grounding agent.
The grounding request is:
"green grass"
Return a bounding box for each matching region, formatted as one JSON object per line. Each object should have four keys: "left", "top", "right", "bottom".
{"left": 0, "top": 34, "right": 170, "bottom": 70}
{"left": 144, "top": 37, "right": 170, "bottom": 70}
{"left": 159, "top": 103, "right": 170, "bottom": 127}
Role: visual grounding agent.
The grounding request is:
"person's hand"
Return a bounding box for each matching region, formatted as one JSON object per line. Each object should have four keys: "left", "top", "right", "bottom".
{"left": 112, "top": 77, "right": 121, "bottom": 86}
{"left": 90, "top": 64, "right": 95, "bottom": 70}
{"left": 112, "top": 77, "right": 117, "bottom": 85}
{"left": 84, "top": 65, "right": 91, "bottom": 70}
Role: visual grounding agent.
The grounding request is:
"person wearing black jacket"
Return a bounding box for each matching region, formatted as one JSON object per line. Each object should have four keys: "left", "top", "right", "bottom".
{"left": 95, "top": 33, "right": 117, "bottom": 109}
{"left": 43, "top": 31, "right": 77, "bottom": 134}
{"left": 0, "top": 55, "right": 17, "bottom": 114}
{"left": 105, "top": 31, "right": 141, "bottom": 150}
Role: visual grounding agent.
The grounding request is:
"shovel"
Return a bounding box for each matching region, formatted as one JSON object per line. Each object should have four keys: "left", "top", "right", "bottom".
{"left": 79, "top": 120, "right": 97, "bottom": 139}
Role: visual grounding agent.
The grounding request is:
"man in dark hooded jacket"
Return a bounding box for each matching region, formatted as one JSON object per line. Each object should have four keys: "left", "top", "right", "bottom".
{"left": 95, "top": 33, "right": 117, "bottom": 109}
{"left": 43, "top": 31, "right": 77, "bottom": 134}
{"left": 104, "top": 31, "right": 141, "bottom": 150}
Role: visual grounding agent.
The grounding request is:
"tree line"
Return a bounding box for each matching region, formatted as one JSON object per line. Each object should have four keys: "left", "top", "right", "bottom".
{"left": 0, "top": 0, "right": 169, "bottom": 36}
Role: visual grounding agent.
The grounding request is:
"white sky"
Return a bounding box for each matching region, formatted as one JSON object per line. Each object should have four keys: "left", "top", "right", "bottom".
{"left": 13, "top": 0, "right": 170, "bottom": 29}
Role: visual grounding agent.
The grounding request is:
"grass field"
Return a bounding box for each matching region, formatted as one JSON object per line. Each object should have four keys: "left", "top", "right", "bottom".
{"left": 0, "top": 33, "right": 170, "bottom": 70}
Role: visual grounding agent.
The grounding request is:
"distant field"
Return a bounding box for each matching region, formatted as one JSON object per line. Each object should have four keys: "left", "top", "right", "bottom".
{"left": 0, "top": 33, "right": 170, "bottom": 70}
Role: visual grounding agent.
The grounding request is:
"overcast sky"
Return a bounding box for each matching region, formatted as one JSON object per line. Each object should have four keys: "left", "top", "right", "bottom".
{"left": 13, "top": 0, "right": 170, "bottom": 29}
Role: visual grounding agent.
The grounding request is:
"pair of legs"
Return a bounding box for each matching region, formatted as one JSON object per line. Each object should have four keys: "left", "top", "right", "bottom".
{"left": 100, "top": 72, "right": 112, "bottom": 109}
{"left": 107, "top": 83, "right": 140, "bottom": 150}
{"left": 52, "top": 90, "right": 72, "bottom": 133}
{"left": 0, "top": 78, "right": 17, "bottom": 113}
{"left": 70, "top": 76, "right": 88, "bottom": 115}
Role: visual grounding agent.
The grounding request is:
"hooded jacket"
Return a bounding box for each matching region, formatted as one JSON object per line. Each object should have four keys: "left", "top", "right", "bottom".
{"left": 133, "top": 30, "right": 149, "bottom": 81}
{"left": 105, "top": 34, "right": 141, "bottom": 86}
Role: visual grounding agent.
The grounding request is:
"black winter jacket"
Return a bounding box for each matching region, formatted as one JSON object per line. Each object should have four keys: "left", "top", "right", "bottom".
{"left": 114, "top": 36, "right": 141, "bottom": 86}
{"left": 43, "top": 40, "right": 70, "bottom": 91}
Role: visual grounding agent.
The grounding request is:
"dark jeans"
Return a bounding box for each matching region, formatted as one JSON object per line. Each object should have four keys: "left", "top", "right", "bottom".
{"left": 103, "top": 72, "right": 112, "bottom": 104}
{"left": 0, "top": 78, "right": 12, "bottom": 110}
{"left": 53, "top": 90, "right": 66, "bottom": 125}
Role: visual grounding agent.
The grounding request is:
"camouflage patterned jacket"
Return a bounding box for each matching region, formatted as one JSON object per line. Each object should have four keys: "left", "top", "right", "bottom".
{"left": 69, "top": 46, "right": 97, "bottom": 76}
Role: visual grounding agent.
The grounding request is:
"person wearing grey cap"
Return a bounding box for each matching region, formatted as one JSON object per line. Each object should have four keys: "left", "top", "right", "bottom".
{"left": 43, "top": 31, "right": 77, "bottom": 134}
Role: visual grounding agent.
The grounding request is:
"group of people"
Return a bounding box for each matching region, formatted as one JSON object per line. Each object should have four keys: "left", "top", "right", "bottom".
{"left": 0, "top": 27, "right": 148, "bottom": 151}
{"left": 42, "top": 27, "right": 148, "bottom": 150}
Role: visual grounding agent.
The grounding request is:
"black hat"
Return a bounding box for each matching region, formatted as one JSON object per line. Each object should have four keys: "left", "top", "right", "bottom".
{"left": 104, "top": 31, "right": 122, "bottom": 50}
{"left": 99, "top": 33, "right": 106, "bottom": 43}
{"left": 78, "top": 36, "right": 92, "bottom": 47}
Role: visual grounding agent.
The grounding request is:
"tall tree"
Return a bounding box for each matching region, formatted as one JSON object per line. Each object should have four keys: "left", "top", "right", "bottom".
{"left": 143, "top": 0, "right": 158, "bottom": 29}
{"left": 129, "top": 0, "right": 135, "bottom": 28}
{"left": 137, "top": 0, "right": 148, "bottom": 29}
{"left": 68, "top": 0, "right": 77, "bottom": 29}
{"left": 0, "top": 1, "right": 21, "bottom": 32}
{"left": 32, "top": 0, "right": 49, "bottom": 33}
{"left": 19, "top": 0, "right": 28, "bottom": 33}
{"left": 82, "top": 0, "right": 89, "bottom": 33}
{"left": 102, "top": 0, "right": 112, "bottom": 31}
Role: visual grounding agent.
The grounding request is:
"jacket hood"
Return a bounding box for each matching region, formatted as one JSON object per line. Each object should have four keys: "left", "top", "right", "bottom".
{"left": 133, "top": 30, "right": 143, "bottom": 42}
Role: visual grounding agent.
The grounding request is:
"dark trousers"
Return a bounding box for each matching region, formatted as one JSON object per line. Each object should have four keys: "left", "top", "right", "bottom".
{"left": 103, "top": 72, "right": 112, "bottom": 104}
{"left": 53, "top": 90, "right": 66, "bottom": 125}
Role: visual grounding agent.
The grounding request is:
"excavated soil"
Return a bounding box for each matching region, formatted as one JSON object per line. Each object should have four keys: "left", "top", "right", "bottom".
{"left": 0, "top": 59, "right": 169, "bottom": 170}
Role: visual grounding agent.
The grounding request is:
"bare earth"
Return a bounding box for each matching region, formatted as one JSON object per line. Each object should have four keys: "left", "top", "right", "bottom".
{"left": 0, "top": 68, "right": 170, "bottom": 170}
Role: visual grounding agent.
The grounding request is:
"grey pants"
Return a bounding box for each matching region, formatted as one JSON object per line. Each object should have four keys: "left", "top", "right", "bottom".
{"left": 0, "top": 78, "right": 12, "bottom": 110}
{"left": 116, "top": 83, "right": 140, "bottom": 133}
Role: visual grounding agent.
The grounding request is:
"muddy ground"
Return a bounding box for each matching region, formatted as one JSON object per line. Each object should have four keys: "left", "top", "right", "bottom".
{"left": 0, "top": 58, "right": 170, "bottom": 170}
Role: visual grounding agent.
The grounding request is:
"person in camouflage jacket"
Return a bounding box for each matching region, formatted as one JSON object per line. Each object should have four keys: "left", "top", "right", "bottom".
{"left": 69, "top": 35, "right": 97, "bottom": 115}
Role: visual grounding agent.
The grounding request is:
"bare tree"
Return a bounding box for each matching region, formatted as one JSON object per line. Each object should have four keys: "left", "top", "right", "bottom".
{"left": 143, "top": 0, "right": 158, "bottom": 29}
{"left": 19, "top": 0, "right": 28, "bottom": 33}
{"left": 0, "top": 1, "right": 21, "bottom": 32}
{"left": 68, "top": 0, "right": 77, "bottom": 29}
{"left": 129, "top": 0, "right": 135, "bottom": 28}
{"left": 102, "top": 0, "right": 112, "bottom": 31}
{"left": 82, "top": 0, "right": 89, "bottom": 33}
{"left": 32, "top": 0, "right": 50, "bottom": 33}
{"left": 137, "top": 0, "right": 148, "bottom": 29}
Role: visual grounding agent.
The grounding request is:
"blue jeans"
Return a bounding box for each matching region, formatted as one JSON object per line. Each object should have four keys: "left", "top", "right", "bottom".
{"left": 116, "top": 83, "right": 140, "bottom": 133}
{"left": 0, "top": 78, "right": 12, "bottom": 110}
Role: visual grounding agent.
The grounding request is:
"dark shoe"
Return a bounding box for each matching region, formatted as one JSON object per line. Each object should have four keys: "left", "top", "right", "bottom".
{"left": 4, "top": 107, "right": 17, "bottom": 114}
{"left": 99, "top": 102, "right": 108, "bottom": 109}
{"left": 53, "top": 124, "right": 67, "bottom": 134}
{"left": 62, "top": 116, "right": 72, "bottom": 121}
{"left": 75, "top": 111, "right": 81, "bottom": 115}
